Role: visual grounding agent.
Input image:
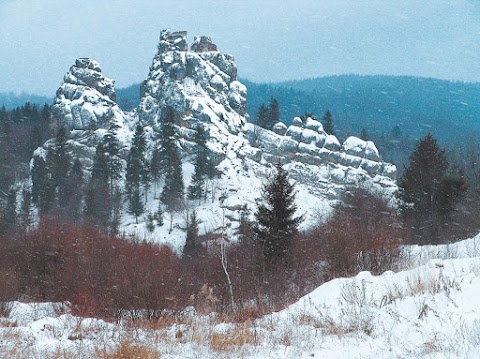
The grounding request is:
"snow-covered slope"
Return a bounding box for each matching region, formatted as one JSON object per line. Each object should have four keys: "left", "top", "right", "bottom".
{"left": 2, "top": 236, "right": 480, "bottom": 358}
{"left": 38, "top": 30, "right": 397, "bottom": 250}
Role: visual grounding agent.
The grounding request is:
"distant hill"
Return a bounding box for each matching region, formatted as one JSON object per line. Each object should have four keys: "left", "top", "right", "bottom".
{"left": 0, "top": 92, "right": 52, "bottom": 109}
{"left": 116, "top": 84, "right": 140, "bottom": 112}
{"left": 244, "top": 75, "right": 480, "bottom": 146}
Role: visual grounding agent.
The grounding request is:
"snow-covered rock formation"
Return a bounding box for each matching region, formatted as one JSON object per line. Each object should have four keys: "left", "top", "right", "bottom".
{"left": 52, "top": 58, "right": 127, "bottom": 131}
{"left": 40, "top": 30, "right": 397, "bottom": 249}
{"left": 138, "top": 30, "right": 246, "bottom": 135}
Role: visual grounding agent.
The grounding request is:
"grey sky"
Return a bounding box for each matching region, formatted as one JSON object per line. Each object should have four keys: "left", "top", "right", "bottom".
{"left": 1, "top": 0, "right": 480, "bottom": 95}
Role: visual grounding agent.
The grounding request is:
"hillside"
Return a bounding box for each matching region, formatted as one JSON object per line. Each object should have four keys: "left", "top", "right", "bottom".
{"left": 246, "top": 75, "right": 480, "bottom": 145}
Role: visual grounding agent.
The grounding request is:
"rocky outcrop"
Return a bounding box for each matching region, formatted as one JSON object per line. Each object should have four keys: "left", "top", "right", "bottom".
{"left": 191, "top": 36, "right": 218, "bottom": 52}
{"left": 40, "top": 30, "right": 398, "bottom": 247}
{"left": 52, "top": 58, "right": 126, "bottom": 130}
{"left": 138, "top": 29, "right": 245, "bottom": 135}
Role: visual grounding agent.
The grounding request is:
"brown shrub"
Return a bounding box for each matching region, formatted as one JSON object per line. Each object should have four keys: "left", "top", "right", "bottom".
{"left": 316, "top": 187, "right": 404, "bottom": 278}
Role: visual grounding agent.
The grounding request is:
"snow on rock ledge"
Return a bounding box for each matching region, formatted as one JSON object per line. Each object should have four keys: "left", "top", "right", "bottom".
{"left": 138, "top": 29, "right": 245, "bottom": 134}
{"left": 52, "top": 58, "right": 127, "bottom": 130}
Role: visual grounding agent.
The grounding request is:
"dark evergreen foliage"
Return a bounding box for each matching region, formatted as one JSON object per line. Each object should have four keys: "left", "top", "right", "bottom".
{"left": 84, "top": 142, "right": 111, "bottom": 227}
{"left": 61, "top": 158, "right": 84, "bottom": 220}
{"left": 156, "top": 202, "right": 164, "bottom": 227}
{"left": 31, "top": 155, "right": 52, "bottom": 209}
{"left": 127, "top": 187, "right": 144, "bottom": 224}
{"left": 48, "top": 127, "right": 71, "bottom": 203}
{"left": 255, "top": 103, "right": 269, "bottom": 128}
{"left": 159, "top": 107, "right": 184, "bottom": 212}
{"left": 183, "top": 210, "right": 200, "bottom": 259}
{"left": 322, "top": 110, "right": 335, "bottom": 136}
{"left": 103, "top": 125, "right": 123, "bottom": 192}
{"left": 3, "top": 188, "right": 17, "bottom": 229}
{"left": 188, "top": 126, "right": 214, "bottom": 202}
{"left": 20, "top": 189, "right": 32, "bottom": 230}
{"left": 254, "top": 162, "right": 303, "bottom": 262}
{"left": 398, "top": 133, "right": 467, "bottom": 243}
{"left": 268, "top": 97, "right": 280, "bottom": 128}
{"left": 255, "top": 98, "right": 280, "bottom": 130}
{"left": 125, "top": 124, "right": 147, "bottom": 193}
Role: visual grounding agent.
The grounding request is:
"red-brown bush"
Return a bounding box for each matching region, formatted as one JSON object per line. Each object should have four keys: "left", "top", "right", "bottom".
{"left": 314, "top": 188, "right": 404, "bottom": 278}
{"left": 0, "top": 217, "right": 180, "bottom": 319}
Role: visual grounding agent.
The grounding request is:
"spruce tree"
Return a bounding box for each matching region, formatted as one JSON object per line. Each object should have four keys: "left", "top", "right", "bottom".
{"left": 398, "top": 132, "right": 467, "bottom": 243}
{"left": 254, "top": 162, "right": 303, "bottom": 263}
{"left": 360, "top": 129, "right": 369, "bottom": 141}
{"left": 84, "top": 142, "right": 111, "bottom": 227}
{"left": 161, "top": 150, "right": 184, "bottom": 212}
{"left": 31, "top": 155, "right": 48, "bottom": 204}
{"left": 188, "top": 126, "right": 216, "bottom": 202}
{"left": 256, "top": 103, "right": 269, "bottom": 129}
{"left": 127, "top": 187, "right": 144, "bottom": 224}
{"left": 125, "top": 124, "right": 147, "bottom": 194}
{"left": 31, "top": 155, "right": 55, "bottom": 213}
{"left": 49, "top": 126, "right": 71, "bottom": 193}
{"left": 322, "top": 110, "right": 335, "bottom": 136}
{"left": 3, "top": 188, "right": 17, "bottom": 229}
{"left": 268, "top": 97, "right": 280, "bottom": 129}
{"left": 159, "top": 107, "right": 184, "bottom": 213}
{"left": 62, "top": 158, "right": 84, "bottom": 220}
{"left": 103, "top": 125, "right": 123, "bottom": 193}
{"left": 20, "top": 189, "right": 32, "bottom": 230}
{"left": 183, "top": 210, "right": 200, "bottom": 259}
{"left": 156, "top": 202, "right": 164, "bottom": 226}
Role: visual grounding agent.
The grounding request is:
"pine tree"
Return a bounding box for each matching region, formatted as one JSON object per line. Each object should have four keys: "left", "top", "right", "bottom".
{"left": 31, "top": 155, "right": 55, "bottom": 213}
{"left": 62, "top": 158, "right": 84, "bottom": 220}
{"left": 127, "top": 187, "right": 144, "bottom": 224}
{"left": 84, "top": 142, "right": 111, "bottom": 227}
{"left": 322, "top": 110, "right": 335, "bottom": 136}
{"left": 398, "top": 132, "right": 467, "bottom": 243}
{"left": 236, "top": 205, "right": 253, "bottom": 243}
{"left": 125, "top": 124, "right": 147, "bottom": 194}
{"left": 183, "top": 210, "right": 200, "bottom": 259}
{"left": 150, "top": 146, "right": 162, "bottom": 183}
{"left": 103, "top": 125, "right": 123, "bottom": 193}
{"left": 188, "top": 126, "right": 216, "bottom": 202}
{"left": 159, "top": 107, "right": 184, "bottom": 213}
{"left": 255, "top": 103, "right": 269, "bottom": 128}
{"left": 146, "top": 212, "right": 155, "bottom": 232}
{"left": 47, "top": 127, "right": 72, "bottom": 210}
{"left": 3, "top": 188, "right": 17, "bottom": 229}
{"left": 254, "top": 162, "right": 303, "bottom": 263}
{"left": 360, "top": 129, "right": 369, "bottom": 141}
{"left": 156, "top": 202, "right": 164, "bottom": 226}
{"left": 20, "top": 189, "right": 32, "bottom": 230}
{"left": 31, "top": 155, "right": 48, "bottom": 204}
{"left": 49, "top": 126, "right": 71, "bottom": 192}
{"left": 268, "top": 97, "right": 280, "bottom": 129}
{"left": 29, "top": 126, "right": 43, "bottom": 156}
{"left": 161, "top": 150, "right": 184, "bottom": 212}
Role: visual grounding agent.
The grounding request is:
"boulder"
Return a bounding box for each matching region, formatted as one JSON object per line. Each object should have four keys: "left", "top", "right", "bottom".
{"left": 323, "top": 135, "right": 341, "bottom": 151}
{"left": 272, "top": 122, "right": 287, "bottom": 135}
{"left": 191, "top": 36, "right": 218, "bottom": 52}
{"left": 292, "top": 117, "right": 303, "bottom": 127}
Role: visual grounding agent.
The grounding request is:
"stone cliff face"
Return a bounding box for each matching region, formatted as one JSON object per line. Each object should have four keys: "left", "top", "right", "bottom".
{"left": 42, "top": 30, "right": 397, "bottom": 245}
{"left": 52, "top": 58, "right": 127, "bottom": 131}
{"left": 138, "top": 30, "right": 246, "bottom": 135}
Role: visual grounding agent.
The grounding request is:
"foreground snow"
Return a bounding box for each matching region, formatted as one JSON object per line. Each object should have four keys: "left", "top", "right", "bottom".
{"left": 2, "top": 235, "right": 480, "bottom": 358}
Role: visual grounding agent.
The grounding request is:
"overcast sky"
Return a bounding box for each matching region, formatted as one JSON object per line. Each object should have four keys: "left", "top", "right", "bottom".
{"left": 1, "top": 0, "right": 480, "bottom": 95}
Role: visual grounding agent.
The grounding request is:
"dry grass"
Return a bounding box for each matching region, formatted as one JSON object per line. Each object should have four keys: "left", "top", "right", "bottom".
{"left": 94, "top": 338, "right": 160, "bottom": 359}
{"left": 209, "top": 324, "right": 258, "bottom": 352}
